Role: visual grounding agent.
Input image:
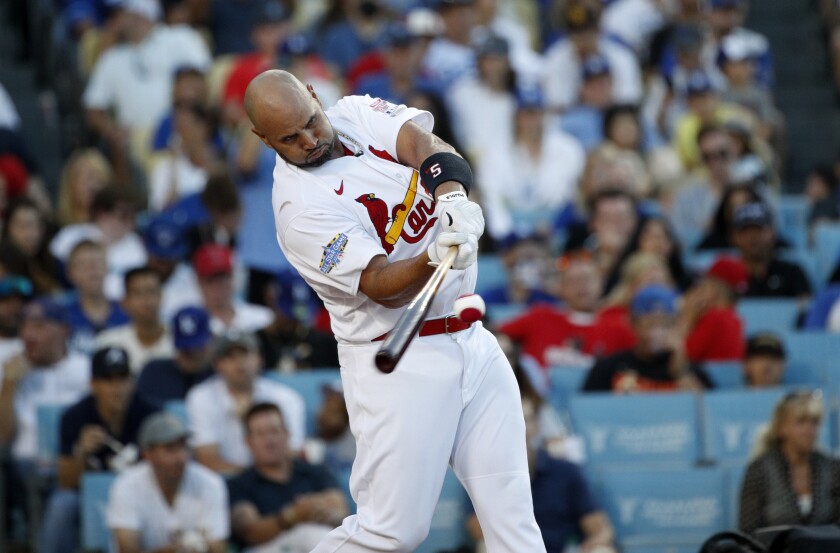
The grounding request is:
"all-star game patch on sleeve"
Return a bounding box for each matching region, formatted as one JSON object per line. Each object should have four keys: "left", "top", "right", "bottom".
{"left": 280, "top": 211, "right": 383, "bottom": 297}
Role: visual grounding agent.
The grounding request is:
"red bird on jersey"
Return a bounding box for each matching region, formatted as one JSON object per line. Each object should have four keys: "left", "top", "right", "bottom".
{"left": 356, "top": 193, "right": 399, "bottom": 254}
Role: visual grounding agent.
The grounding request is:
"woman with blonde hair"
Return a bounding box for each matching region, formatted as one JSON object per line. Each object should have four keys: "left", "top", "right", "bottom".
{"left": 57, "top": 149, "right": 112, "bottom": 226}
{"left": 738, "top": 391, "right": 840, "bottom": 534}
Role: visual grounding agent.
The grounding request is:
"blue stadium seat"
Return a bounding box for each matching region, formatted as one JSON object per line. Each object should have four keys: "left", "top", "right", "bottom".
{"left": 485, "top": 303, "right": 527, "bottom": 325}
{"left": 702, "top": 388, "right": 788, "bottom": 465}
{"left": 592, "top": 467, "right": 727, "bottom": 548}
{"left": 475, "top": 254, "right": 507, "bottom": 295}
{"left": 622, "top": 543, "right": 705, "bottom": 553}
{"left": 783, "top": 361, "right": 826, "bottom": 387}
{"left": 726, "top": 465, "right": 748, "bottom": 531}
{"left": 782, "top": 333, "right": 839, "bottom": 383}
{"left": 266, "top": 369, "right": 341, "bottom": 436}
{"left": 37, "top": 404, "right": 66, "bottom": 467}
{"left": 737, "top": 298, "right": 801, "bottom": 335}
{"left": 703, "top": 361, "right": 744, "bottom": 389}
{"left": 568, "top": 393, "right": 701, "bottom": 469}
{"left": 813, "top": 224, "right": 840, "bottom": 285}
{"left": 164, "top": 400, "right": 188, "bottom": 426}
{"left": 416, "top": 469, "right": 470, "bottom": 553}
{"left": 81, "top": 472, "right": 116, "bottom": 552}
{"left": 548, "top": 365, "right": 590, "bottom": 411}
{"left": 776, "top": 195, "right": 809, "bottom": 252}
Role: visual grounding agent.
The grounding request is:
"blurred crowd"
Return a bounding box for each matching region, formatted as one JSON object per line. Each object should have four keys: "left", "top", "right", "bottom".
{"left": 2, "top": 0, "right": 840, "bottom": 551}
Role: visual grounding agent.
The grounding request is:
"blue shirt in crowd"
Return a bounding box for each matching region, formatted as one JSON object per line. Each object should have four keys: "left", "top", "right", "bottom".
{"left": 65, "top": 296, "right": 129, "bottom": 355}
{"left": 135, "top": 359, "right": 213, "bottom": 408}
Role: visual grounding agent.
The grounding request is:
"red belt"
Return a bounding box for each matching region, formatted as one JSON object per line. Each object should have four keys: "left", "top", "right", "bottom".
{"left": 372, "top": 316, "right": 472, "bottom": 342}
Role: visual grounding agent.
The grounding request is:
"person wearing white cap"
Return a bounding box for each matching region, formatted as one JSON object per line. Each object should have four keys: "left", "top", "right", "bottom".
{"left": 107, "top": 412, "right": 229, "bottom": 553}
{"left": 83, "top": 0, "right": 211, "bottom": 180}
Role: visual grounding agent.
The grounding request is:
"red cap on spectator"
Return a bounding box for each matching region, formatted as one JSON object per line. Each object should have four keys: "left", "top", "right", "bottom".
{"left": 0, "top": 154, "right": 29, "bottom": 199}
{"left": 706, "top": 256, "right": 749, "bottom": 294}
{"left": 193, "top": 244, "right": 233, "bottom": 278}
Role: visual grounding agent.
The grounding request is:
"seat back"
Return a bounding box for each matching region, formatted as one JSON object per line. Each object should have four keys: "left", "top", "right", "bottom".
{"left": 267, "top": 369, "right": 341, "bottom": 436}
{"left": 81, "top": 472, "right": 117, "bottom": 552}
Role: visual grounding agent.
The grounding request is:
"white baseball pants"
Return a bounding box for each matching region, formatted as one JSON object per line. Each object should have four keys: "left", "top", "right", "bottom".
{"left": 311, "top": 323, "right": 546, "bottom": 553}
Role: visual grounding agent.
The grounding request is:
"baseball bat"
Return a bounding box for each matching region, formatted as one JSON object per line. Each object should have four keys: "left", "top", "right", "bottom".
{"left": 375, "top": 246, "right": 459, "bottom": 374}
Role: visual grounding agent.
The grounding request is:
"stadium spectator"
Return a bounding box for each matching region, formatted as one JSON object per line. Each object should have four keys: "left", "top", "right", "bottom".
{"left": 186, "top": 330, "right": 305, "bottom": 474}
{"left": 604, "top": 215, "right": 692, "bottom": 295}
{"left": 421, "top": 0, "right": 480, "bottom": 91}
{"left": 56, "top": 148, "right": 112, "bottom": 227}
{"left": 147, "top": 103, "right": 222, "bottom": 212}
{"left": 478, "top": 87, "right": 585, "bottom": 243}
{"left": 312, "top": 382, "right": 356, "bottom": 475}
{"left": 151, "top": 66, "right": 222, "bottom": 152}
{"left": 739, "top": 391, "right": 840, "bottom": 534}
{"left": 97, "top": 267, "right": 175, "bottom": 373}
{"left": 227, "top": 402, "right": 348, "bottom": 552}
{"left": 804, "top": 165, "right": 840, "bottom": 226}
{"left": 193, "top": 244, "right": 274, "bottom": 335}
{"left": 276, "top": 34, "right": 342, "bottom": 110}
{"left": 447, "top": 34, "right": 516, "bottom": 162}
{"left": 107, "top": 412, "right": 229, "bottom": 553}
{"left": 741, "top": 332, "right": 786, "bottom": 388}
{"left": 50, "top": 186, "right": 147, "bottom": 299}
{"left": 696, "top": 184, "right": 764, "bottom": 250}
{"left": 499, "top": 250, "right": 634, "bottom": 369}
{"left": 467, "top": 394, "right": 616, "bottom": 552}
{"left": 40, "top": 346, "right": 157, "bottom": 553}
{"left": 672, "top": 70, "right": 756, "bottom": 170}
{"left": 354, "top": 23, "right": 432, "bottom": 105}
{"left": 221, "top": 1, "right": 293, "bottom": 126}
{"left": 559, "top": 54, "right": 617, "bottom": 151}
{"left": 82, "top": 0, "right": 211, "bottom": 181}
{"left": 543, "top": 1, "right": 642, "bottom": 111}
{"left": 136, "top": 306, "right": 214, "bottom": 407}
{"left": 565, "top": 189, "right": 640, "bottom": 278}
{"left": 730, "top": 202, "right": 813, "bottom": 299}
{"left": 704, "top": 0, "right": 773, "bottom": 89}
{"left": 0, "top": 275, "right": 30, "bottom": 360}
{"left": 1, "top": 198, "right": 62, "bottom": 294}
{"left": 473, "top": 0, "right": 542, "bottom": 80}
{"left": 582, "top": 284, "right": 711, "bottom": 393}
{"left": 481, "top": 237, "right": 555, "bottom": 306}
{"left": 667, "top": 124, "right": 738, "bottom": 247}
{"left": 143, "top": 217, "right": 202, "bottom": 321}
{"left": 255, "top": 276, "right": 339, "bottom": 371}
{"left": 678, "top": 256, "right": 747, "bottom": 363}
{"left": 315, "top": 0, "right": 390, "bottom": 77}
{"left": 0, "top": 298, "right": 89, "bottom": 534}
{"left": 64, "top": 239, "right": 129, "bottom": 355}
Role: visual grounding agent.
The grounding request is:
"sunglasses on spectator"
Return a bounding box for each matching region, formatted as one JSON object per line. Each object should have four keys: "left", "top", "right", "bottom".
{"left": 701, "top": 148, "right": 732, "bottom": 163}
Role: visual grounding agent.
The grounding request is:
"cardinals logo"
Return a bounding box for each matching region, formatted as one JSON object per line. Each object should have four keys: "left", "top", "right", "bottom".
{"left": 355, "top": 170, "right": 437, "bottom": 254}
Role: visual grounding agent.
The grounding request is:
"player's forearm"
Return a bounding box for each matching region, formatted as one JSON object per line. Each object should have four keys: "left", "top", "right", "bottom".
{"left": 359, "top": 254, "right": 436, "bottom": 309}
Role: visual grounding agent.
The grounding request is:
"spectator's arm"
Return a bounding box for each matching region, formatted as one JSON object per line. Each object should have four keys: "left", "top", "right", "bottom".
{"left": 85, "top": 108, "right": 124, "bottom": 144}
{"left": 234, "top": 130, "right": 264, "bottom": 176}
{"left": 293, "top": 489, "right": 348, "bottom": 527}
{"left": 57, "top": 456, "right": 85, "bottom": 490}
{"left": 113, "top": 528, "right": 176, "bottom": 553}
{"left": 206, "top": 541, "right": 226, "bottom": 553}
{"left": 230, "top": 501, "right": 290, "bottom": 546}
{"left": 0, "top": 354, "right": 30, "bottom": 446}
{"left": 465, "top": 512, "right": 483, "bottom": 543}
{"left": 193, "top": 444, "right": 245, "bottom": 475}
{"left": 579, "top": 511, "right": 615, "bottom": 551}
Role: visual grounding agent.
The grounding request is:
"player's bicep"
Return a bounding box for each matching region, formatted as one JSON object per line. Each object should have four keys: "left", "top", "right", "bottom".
{"left": 281, "top": 212, "right": 383, "bottom": 296}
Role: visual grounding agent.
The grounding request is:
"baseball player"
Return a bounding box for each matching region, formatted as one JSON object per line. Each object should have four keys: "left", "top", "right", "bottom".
{"left": 245, "top": 70, "right": 545, "bottom": 553}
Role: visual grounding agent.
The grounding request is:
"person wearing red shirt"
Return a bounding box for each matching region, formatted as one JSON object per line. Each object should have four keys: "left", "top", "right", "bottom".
{"left": 679, "top": 256, "right": 747, "bottom": 363}
{"left": 499, "top": 251, "right": 634, "bottom": 369}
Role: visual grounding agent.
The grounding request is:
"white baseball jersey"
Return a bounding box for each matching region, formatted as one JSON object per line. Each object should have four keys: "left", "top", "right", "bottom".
{"left": 272, "top": 95, "right": 477, "bottom": 343}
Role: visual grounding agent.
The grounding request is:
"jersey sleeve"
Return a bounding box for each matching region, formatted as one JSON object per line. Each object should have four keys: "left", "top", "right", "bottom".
{"left": 337, "top": 95, "right": 434, "bottom": 162}
{"left": 279, "top": 211, "right": 384, "bottom": 297}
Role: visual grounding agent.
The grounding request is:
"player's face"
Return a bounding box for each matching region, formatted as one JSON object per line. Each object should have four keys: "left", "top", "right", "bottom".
{"left": 255, "top": 89, "right": 337, "bottom": 168}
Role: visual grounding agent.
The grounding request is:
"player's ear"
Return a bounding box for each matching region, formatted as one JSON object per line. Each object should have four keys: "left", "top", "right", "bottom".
{"left": 306, "top": 84, "right": 322, "bottom": 107}
{"left": 250, "top": 127, "right": 271, "bottom": 147}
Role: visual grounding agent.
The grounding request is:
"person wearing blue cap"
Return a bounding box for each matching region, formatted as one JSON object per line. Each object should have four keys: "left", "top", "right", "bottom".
{"left": 0, "top": 275, "right": 32, "bottom": 358}
{"left": 135, "top": 306, "right": 214, "bottom": 407}
{"left": 143, "top": 216, "right": 203, "bottom": 321}
{"left": 582, "top": 284, "right": 712, "bottom": 393}
{"left": 64, "top": 239, "right": 129, "bottom": 355}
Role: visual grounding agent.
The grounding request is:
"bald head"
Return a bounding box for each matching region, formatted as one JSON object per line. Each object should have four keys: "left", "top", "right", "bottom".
{"left": 244, "top": 70, "right": 337, "bottom": 168}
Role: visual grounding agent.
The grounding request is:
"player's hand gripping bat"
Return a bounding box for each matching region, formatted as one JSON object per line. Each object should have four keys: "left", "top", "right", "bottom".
{"left": 374, "top": 246, "right": 458, "bottom": 373}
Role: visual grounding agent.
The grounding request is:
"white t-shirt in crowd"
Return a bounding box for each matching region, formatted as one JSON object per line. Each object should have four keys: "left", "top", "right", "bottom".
{"left": 148, "top": 153, "right": 209, "bottom": 213}
{"left": 186, "top": 376, "right": 306, "bottom": 464}
{"left": 0, "top": 352, "right": 90, "bottom": 460}
{"left": 446, "top": 76, "right": 516, "bottom": 162}
{"left": 49, "top": 224, "right": 148, "bottom": 300}
{"left": 543, "top": 36, "right": 643, "bottom": 111}
{"left": 160, "top": 264, "right": 202, "bottom": 323}
{"left": 83, "top": 24, "right": 211, "bottom": 130}
{"left": 96, "top": 325, "right": 175, "bottom": 374}
{"left": 208, "top": 301, "right": 274, "bottom": 336}
{"left": 107, "top": 461, "right": 229, "bottom": 550}
{"left": 601, "top": 0, "right": 668, "bottom": 55}
{"left": 478, "top": 127, "right": 585, "bottom": 240}
{"left": 0, "top": 83, "right": 21, "bottom": 130}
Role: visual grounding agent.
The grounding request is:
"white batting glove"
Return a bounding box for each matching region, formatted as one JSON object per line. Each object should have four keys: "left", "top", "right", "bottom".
{"left": 436, "top": 191, "right": 485, "bottom": 239}
{"left": 427, "top": 232, "right": 478, "bottom": 270}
